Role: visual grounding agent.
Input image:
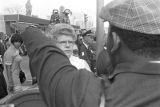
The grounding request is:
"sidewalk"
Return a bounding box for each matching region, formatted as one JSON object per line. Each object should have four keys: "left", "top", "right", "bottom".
{"left": 20, "top": 56, "right": 32, "bottom": 86}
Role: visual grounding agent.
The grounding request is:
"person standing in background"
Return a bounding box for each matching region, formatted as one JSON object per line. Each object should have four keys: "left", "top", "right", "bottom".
{"left": 3, "top": 33, "right": 23, "bottom": 93}
{"left": 79, "top": 30, "right": 96, "bottom": 72}
{"left": 0, "top": 41, "right": 8, "bottom": 99}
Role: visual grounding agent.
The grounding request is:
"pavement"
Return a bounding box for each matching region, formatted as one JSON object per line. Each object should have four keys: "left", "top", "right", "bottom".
{"left": 20, "top": 56, "right": 32, "bottom": 86}
{"left": 0, "top": 56, "right": 34, "bottom": 104}
{"left": 1, "top": 56, "right": 106, "bottom": 106}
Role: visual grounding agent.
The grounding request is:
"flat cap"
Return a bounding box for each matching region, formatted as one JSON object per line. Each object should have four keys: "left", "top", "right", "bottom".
{"left": 82, "top": 30, "right": 93, "bottom": 37}
{"left": 100, "top": 0, "right": 160, "bottom": 34}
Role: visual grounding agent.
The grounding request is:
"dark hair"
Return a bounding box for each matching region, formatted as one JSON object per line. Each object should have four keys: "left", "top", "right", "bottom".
{"left": 11, "top": 33, "right": 23, "bottom": 45}
{"left": 110, "top": 25, "right": 160, "bottom": 58}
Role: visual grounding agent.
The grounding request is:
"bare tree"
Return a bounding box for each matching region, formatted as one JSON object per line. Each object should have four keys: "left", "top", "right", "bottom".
{"left": 4, "top": 5, "right": 25, "bottom": 15}
{"left": 25, "top": 0, "right": 32, "bottom": 16}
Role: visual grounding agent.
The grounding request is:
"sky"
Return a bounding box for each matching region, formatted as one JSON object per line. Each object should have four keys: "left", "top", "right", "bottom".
{"left": 0, "top": 0, "right": 113, "bottom": 19}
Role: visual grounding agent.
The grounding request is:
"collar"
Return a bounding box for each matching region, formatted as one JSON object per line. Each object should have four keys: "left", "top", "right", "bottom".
{"left": 82, "top": 40, "right": 89, "bottom": 49}
{"left": 110, "top": 59, "right": 160, "bottom": 79}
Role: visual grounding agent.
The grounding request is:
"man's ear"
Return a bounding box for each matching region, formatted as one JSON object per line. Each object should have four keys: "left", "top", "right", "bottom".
{"left": 111, "top": 32, "right": 120, "bottom": 53}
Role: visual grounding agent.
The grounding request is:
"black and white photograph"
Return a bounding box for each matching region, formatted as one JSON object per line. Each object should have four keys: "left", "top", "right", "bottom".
{"left": 1, "top": 0, "right": 160, "bottom": 107}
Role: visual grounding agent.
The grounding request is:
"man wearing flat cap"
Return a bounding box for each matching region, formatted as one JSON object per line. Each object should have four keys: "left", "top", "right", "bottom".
{"left": 97, "top": 0, "right": 160, "bottom": 106}
{"left": 18, "top": 0, "right": 160, "bottom": 106}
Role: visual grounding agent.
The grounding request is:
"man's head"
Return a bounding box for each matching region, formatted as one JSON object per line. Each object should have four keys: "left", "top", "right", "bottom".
{"left": 46, "top": 23, "right": 76, "bottom": 58}
{"left": 10, "top": 33, "right": 23, "bottom": 49}
{"left": 100, "top": 0, "right": 160, "bottom": 59}
{"left": 82, "top": 30, "right": 95, "bottom": 44}
{"left": 108, "top": 25, "right": 160, "bottom": 58}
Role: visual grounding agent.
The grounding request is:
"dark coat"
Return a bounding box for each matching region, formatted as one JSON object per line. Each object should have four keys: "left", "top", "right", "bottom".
{"left": 79, "top": 42, "right": 91, "bottom": 64}
{"left": 21, "top": 27, "right": 102, "bottom": 107}
{"left": 0, "top": 42, "right": 5, "bottom": 57}
{"left": 106, "top": 58, "right": 160, "bottom": 107}
{"left": 96, "top": 48, "right": 110, "bottom": 76}
{"left": 0, "top": 42, "right": 8, "bottom": 99}
{"left": 78, "top": 42, "right": 96, "bottom": 72}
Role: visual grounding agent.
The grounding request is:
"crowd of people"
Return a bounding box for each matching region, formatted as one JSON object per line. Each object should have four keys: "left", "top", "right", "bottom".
{"left": 0, "top": 22, "right": 97, "bottom": 100}
{"left": 0, "top": 33, "right": 27, "bottom": 99}
{"left": 45, "top": 23, "right": 96, "bottom": 72}
{"left": 1, "top": 0, "right": 160, "bottom": 107}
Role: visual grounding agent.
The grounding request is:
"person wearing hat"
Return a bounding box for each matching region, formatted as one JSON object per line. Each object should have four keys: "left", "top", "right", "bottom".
{"left": 96, "top": 0, "right": 160, "bottom": 106}
{"left": 79, "top": 30, "right": 96, "bottom": 72}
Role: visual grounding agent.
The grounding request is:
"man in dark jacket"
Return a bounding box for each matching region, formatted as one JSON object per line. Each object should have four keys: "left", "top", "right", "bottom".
{"left": 20, "top": 26, "right": 102, "bottom": 107}
{"left": 79, "top": 30, "right": 96, "bottom": 72}
{"left": 97, "top": 0, "right": 160, "bottom": 106}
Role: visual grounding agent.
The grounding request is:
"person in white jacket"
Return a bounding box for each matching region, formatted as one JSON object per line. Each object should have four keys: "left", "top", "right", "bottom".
{"left": 70, "top": 44, "right": 91, "bottom": 71}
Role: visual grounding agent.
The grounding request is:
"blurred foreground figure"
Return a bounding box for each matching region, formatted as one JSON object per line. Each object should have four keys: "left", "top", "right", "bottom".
{"left": 21, "top": 26, "right": 102, "bottom": 107}
{"left": 97, "top": 0, "right": 160, "bottom": 106}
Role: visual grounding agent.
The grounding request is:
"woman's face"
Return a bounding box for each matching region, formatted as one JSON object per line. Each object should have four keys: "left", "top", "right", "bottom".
{"left": 56, "top": 35, "right": 75, "bottom": 58}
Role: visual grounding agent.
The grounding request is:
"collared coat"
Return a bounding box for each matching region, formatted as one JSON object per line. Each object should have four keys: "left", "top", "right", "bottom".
{"left": 105, "top": 58, "right": 160, "bottom": 107}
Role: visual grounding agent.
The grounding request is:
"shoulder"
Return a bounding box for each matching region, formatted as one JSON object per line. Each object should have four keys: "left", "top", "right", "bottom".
{"left": 78, "top": 58, "right": 86, "bottom": 63}
{"left": 70, "top": 55, "right": 79, "bottom": 61}
{"left": 4, "top": 47, "right": 16, "bottom": 58}
{"left": 75, "top": 57, "right": 89, "bottom": 66}
{"left": 72, "top": 55, "right": 83, "bottom": 61}
{"left": 4, "top": 48, "right": 11, "bottom": 56}
{"left": 70, "top": 55, "right": 86, "bottom": 65}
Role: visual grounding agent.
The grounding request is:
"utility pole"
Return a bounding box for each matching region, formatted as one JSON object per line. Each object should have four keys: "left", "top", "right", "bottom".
{"left": 84, "top": 13, "right": 88, "bottom": 29}
{"left": 0, "top": 15, "right": 6, "bottom": 33}
{"left": 96, "top": 0, "right": 104, "bottom": 59}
